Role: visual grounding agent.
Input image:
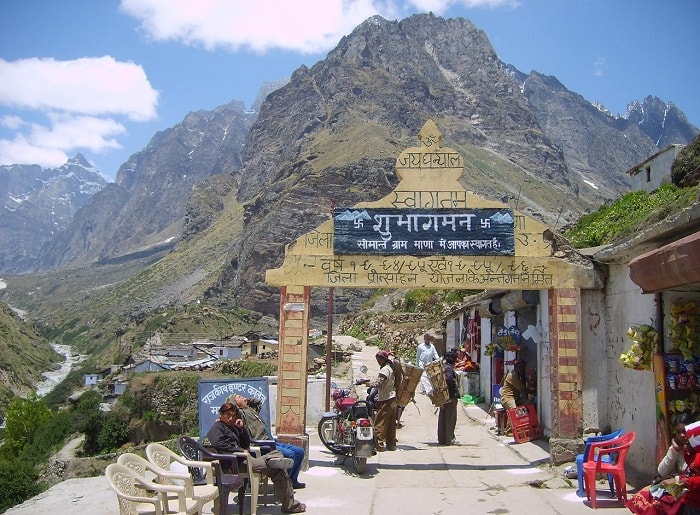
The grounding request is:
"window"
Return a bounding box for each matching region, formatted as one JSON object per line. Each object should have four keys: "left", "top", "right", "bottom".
{"left": 646, "top": 166, "right": 652, "bottom": 182}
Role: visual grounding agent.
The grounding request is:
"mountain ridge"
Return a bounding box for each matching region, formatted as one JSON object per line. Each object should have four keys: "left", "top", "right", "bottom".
{"left": 0, "top": 13, "right": 697, "bottom": 363}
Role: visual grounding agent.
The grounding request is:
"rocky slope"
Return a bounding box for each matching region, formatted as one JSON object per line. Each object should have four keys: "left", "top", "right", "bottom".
{"left": 0, "top": 154, "right": 106, "bottom": 274}
{"left": 221, "top": 14, "right": 697, "bottom": 315}
{"left": 38, "top": 102, "right": 255, "bottom": 269}
{"left": 0, "top": 302, "right": 59, "bottom": 404}
{"left": 0, "top": 13, "right": 698, "bottom": 370}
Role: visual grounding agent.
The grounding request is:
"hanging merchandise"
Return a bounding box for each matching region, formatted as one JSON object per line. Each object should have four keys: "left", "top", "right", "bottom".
{"left": 619, "top": 324, "right": 659, "bottom": 370}
{"left": 669, "top": 302, "right": 700, "bottom": 360}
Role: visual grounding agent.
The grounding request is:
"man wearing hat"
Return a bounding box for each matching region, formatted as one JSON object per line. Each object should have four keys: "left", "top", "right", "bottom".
{"left": 370, "top": 350, "right": 398, "bottom": 452}
{"left": 207, "top": 402, "right": 306, "bottom": 513}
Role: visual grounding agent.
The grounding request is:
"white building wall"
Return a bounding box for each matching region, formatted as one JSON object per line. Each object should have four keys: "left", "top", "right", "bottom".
{"left": 629, "top": 146, "right": 682, "bottom": 193}
{"left": 268, "top": 376, "right": 326, "bottom": 429}
{"left": 445, "top": 314, "right": 460, "bottom": 350}
{"left": 581, "top": 289, "right": 609, "bottom": 431}
{"left": 603, "top": 261, "right": 659, "bottom": 482}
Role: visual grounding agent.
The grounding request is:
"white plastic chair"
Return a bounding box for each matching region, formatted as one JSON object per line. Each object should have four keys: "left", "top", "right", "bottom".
{"left": 106, "top": 462, "right": 199, "bottom": 515}
{"left": 118, "top": 452, "right": 218, "bottom": 514}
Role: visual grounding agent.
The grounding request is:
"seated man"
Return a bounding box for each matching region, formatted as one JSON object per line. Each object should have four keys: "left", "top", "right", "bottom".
{"left": 207, "top": 402, "right": 306, "bottom": 514}
{"left": 230, "top": 394, "right": 306, "bottom": 489}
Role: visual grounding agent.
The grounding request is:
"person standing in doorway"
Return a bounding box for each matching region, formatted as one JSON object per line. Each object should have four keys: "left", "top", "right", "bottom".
{"left": 500, "top": 360, "right": 527, "bottom": 436}
{"left": 416, "top": 333, "right": 439, "bottom": 395}
{"left": 500, "top": 360, "right": 527, "bottom": 410}
{"left": 438, "top": 350, "right": 460, "bottom": 445}
{"left": 370, "top": 350, "right": 398, "bottom": 452}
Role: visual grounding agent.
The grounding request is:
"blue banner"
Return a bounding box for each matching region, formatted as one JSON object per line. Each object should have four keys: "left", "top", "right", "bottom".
{"left": 198, "top": 378, "right": 271, "bottom": 439}
{"left": 333, "top": 208, "right": 515, "bottom": 256}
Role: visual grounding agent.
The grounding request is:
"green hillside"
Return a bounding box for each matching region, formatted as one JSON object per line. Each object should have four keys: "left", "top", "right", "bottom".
{"left": 0, "top": 302, "right": 59, "bottom": 405}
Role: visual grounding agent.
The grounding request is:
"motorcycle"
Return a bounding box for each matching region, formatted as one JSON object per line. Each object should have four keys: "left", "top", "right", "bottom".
{"left": 317, "top": 378, "right": 375, "bottom": 474}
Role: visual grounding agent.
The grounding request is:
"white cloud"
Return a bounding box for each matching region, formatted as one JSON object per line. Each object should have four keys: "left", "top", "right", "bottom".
{"left": 1, "top": 115, "right": 25, "bottom": 130}
{"left": 119, "top": 0, "right": 520, "bottom": 54}
{"left": 0, "top": 56, "right": 156, "bottom": 168}
{"left": 593, "top": 56, "right": 606, "bottom": 77}
{"left": 408, "top": 0, "right": 520, "bottom": 13}
{"left": 120, "top": 0, "right": 402, "bottom": 54}
{"left": 0, "top": 115, "right": 126, "bottom": 168}
{"left": 0, "top": 56, "right": 158, "bottom": 121}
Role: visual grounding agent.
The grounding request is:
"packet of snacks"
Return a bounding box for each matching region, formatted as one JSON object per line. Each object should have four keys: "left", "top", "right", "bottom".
{"left": 686, "top": 421, "right": 700, "bottom": 449}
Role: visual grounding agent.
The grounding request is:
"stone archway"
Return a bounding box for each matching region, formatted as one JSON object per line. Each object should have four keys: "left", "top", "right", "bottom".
{"left": 266, "top": 120, "right": 597, "bottom": 440}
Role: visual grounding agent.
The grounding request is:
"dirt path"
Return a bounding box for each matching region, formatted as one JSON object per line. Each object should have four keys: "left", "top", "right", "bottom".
{"left": 55, "top": 434, "right": 84, "bottom": 461}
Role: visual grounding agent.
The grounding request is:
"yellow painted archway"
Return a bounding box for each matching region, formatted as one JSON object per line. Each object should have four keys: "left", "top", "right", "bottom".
{"left": 266, "top": 120, "right": 596, "bottom": 439}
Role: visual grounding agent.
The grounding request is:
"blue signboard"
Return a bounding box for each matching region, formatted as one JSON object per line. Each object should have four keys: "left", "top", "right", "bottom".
{"left": 333, "top": 208, "right": 514, "bottom": 256}
{"left": 198, "top": 378, "right": 271, "bottom": 439}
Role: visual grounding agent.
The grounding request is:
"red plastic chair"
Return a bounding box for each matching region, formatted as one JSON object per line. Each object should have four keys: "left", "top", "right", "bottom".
{"left": 582, "top": 431, "right": 636, "bottom": 509}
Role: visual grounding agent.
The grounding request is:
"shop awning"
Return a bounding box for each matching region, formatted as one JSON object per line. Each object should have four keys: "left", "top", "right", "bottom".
{"left": 629, "top": 230, "right": 700, "bottom": 293}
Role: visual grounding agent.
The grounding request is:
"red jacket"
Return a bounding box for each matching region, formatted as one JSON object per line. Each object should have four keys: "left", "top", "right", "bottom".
{"left": 683, "top": 450, "right": 700, "bottom": 507}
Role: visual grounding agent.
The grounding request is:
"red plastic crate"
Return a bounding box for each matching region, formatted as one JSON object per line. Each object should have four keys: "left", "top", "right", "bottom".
{"left": 507, "top": 405, "right": 542, "bottom": 443}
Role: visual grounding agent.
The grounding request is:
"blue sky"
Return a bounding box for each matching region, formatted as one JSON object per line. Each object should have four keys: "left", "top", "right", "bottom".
{"left": 1, "top": 0, "right": 698, "bottom": 181}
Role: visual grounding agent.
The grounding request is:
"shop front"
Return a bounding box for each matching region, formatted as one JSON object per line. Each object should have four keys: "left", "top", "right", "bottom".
{"left": 627, "top": 229, "right": 700, "bottom": 464}
{"left": 444, "top": 289, "right": 551, "bottom": 439}
{"left": 589, "top": 206, "right": 700, "bottom": 481}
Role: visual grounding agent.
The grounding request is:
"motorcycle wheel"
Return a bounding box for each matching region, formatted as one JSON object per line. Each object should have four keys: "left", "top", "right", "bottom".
{"left": 318, "top": 415, "right": 346, "bottom": 454}
{"left": 353, "top": 456, "right": 367, "bottom": 474}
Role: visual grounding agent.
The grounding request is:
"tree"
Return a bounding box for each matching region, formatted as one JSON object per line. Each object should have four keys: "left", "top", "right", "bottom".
{"left": 97, "top": 411, "right": 129, "bottom": 452}
{"left": 1, "top": 394, "right": 52, "bottom": 457}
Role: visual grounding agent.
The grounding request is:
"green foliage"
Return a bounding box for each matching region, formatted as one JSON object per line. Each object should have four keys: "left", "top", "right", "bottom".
{"left": 0, "top": 458, "right": 42, "bottom": 512}
{"left": 20, "top": 410, "right": 74, "bottom": 464}
{"left": 1, "top": 394, "right": 52, "bottom": 457}
{"left": 404, "top": 289, "right": 446, "bottom": 316}
{"left": 97, "top": 412, "right": 130, "bottom": 452}
{"left": 237, "top": 360, "right": 277, "bottom": 378}
{"left": 42, "top": 369, "right": 83, "bottom": 409}
{"left": 563, "top": 184, "right": 700, "bottom": 248}
{"left": 442, "top": 289, "right": 479, "bottom": 304}
{"left": 344, "top": 322, "right": 369, "bottom": 340}
{"left": 78, "top": 411, "right": 103, "bottom": 455}
{"left": 672, "top": 135, "right": 700, "bottom": 186}
{"left": 0, "top": 399, "right": 75, "bottom": 511}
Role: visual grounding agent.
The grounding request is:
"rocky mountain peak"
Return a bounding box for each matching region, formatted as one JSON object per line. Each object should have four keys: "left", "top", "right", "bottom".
{"left": 0, "top": 155, "right": 107, "bottom": 274}
{"left": 626, "top": 95, "right": 698, "bottom": 147}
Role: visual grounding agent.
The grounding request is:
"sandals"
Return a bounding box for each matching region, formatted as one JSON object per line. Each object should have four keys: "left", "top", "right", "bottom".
{"left": 283, "top": 502, "right": 306, "bottom": 513}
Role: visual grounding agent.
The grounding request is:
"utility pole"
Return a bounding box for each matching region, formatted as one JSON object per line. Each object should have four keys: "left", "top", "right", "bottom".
{"left": 325, "top": 287, "right": 334, "bottom": 411}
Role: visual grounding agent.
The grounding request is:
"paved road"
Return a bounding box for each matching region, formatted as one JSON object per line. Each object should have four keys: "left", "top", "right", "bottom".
{"left": 7, "top": 341, "right": 632, "bottom": 514}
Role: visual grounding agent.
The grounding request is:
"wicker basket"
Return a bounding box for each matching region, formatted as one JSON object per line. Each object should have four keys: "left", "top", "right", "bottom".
{"left": 425, "top": 359, "right": 449, "bottom": 407}
{"left": 396, "top": 362, "right": 423, "bottom": 406}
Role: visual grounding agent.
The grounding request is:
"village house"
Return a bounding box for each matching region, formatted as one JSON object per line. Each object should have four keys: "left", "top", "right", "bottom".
{"left": 627, "top": 143, "right": 684, "bottom": 193}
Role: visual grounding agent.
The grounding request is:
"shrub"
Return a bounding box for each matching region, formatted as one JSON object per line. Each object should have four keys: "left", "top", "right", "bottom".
{"left": 0, "top": 459, "right": 42, "bottom": 512}
{"left": 98, "top": 412, "right": 130, "bottom": 452}
{"left": 1, "top": 394, "right": 52, "bottom": 457}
